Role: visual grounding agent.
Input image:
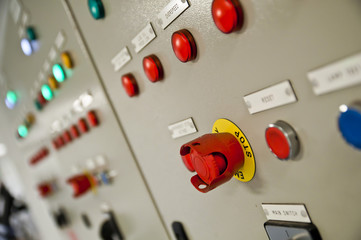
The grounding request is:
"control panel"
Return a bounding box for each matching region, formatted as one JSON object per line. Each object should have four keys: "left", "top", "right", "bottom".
{"left": 0, "top": 0, "right": 361, "bottom": 239}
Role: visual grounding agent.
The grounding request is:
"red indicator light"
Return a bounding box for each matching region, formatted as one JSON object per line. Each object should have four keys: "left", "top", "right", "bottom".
{"left": 78, "top": 118, "right": 89, "bottom": 133}
{"left": 70, "top": 125, "right": 80, "bottom": 139}
{"left": 63, "top": 130, "right": 72, "bottom": 143}
{"left": 212, "top": 0, "right": 244, "bottom": 34}
{"left": 171, "top": 29, "right": 197, "bottom": 63}
{"left": 87, "top": 110, "right": 99, "bottom": 127}
{"left": 143, "top": 55, "right": 164, "bottom": 82}
{"left": 121, "top": 74, "right": 138, "bottom": 97}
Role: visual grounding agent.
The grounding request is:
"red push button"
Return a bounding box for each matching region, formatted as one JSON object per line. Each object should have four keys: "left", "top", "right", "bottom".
{"left": 121, "top": 74, "right": 138, "bottom": 97}
{"left": 180, "top": 133, "right": 244, "bottom": 193}
{"left": 143, "top": 55, "right": 164, "bottom": 82}
{"left": 38, "top": 182, "right": 54, "bottom": 198}
{"left": 265, "top": 120, "right": 300, "bottom": 160}
{"left": 70, "top": 125, "right": 80, "bottom": 139}
{"left": 171, "top": 29, "right": 197, "bottom": 63}
{"left": 212, "top": 0, "right": 244, "bottom": 34}
{"left": 57, "top": 135, "right": 65, "bottom": 147}
{"left": 78, "top": 118, "right": 89, "bottom": 133}
{"left": 87, "top": 110, "right": 99, "bottom": 127}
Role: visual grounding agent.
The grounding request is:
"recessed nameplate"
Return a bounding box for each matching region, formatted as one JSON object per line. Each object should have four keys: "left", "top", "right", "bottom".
{"left": 243, "top": 80, "right": 297, "bottom": 114}
{"left": 111, "top": 47, "right": 131, "bottom": 72}
{"left": 132, "top": 23, "right": 156, "bottom": 53}
{"left": 262, "top": 204, "right": 311, "bottom": 223}
{"left": 307, "top": 52, "right": 361, "bottom": 95}
{"left": 168, "top": 118, "right": 197, "bottom": 139}
{"left": 157, "top": 0, "right": 190, "bottom": 29}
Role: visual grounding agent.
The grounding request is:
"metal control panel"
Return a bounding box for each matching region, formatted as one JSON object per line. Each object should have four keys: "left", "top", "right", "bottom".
{"left": 0, "top": 0, "right": 168, "bottom": 239}
{"left": 0, "top": 0, "right": 361, "bottom": 239}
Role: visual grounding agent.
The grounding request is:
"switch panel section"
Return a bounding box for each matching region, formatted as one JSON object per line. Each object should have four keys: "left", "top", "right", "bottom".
{"left": 0, "top": 0, "right": 169, "bottom": 239}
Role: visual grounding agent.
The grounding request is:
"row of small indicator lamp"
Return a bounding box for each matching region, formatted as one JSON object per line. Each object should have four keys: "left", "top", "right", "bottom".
{"left": 87, "top": 0, "right": 244, "bottom": 97}
{"left": 28, "top": 110, "right": 99, "bottom": 164}
{"left": 35, "top": 52, "right": 74, "bottom": 111}
{"left": 52, "top": 110, "right": 99, "bottom": 150}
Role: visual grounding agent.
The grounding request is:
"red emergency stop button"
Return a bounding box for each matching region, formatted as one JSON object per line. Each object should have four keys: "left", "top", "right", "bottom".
{"left": 87, "top": 110, "right": 99, "bottom": 127}
{"left": 265, "top": 120, "right": 300, "bottom": 160}
{"left": 121, "top": 74, "right": 138, "bottom": 97}
{"left": 180, "top": 133, "right": 244, "bottom": 193}
{"left": 66, "top": 174, "right": 95, "bottom": 198}
{"left": 143, "top": 55, "right": 164, "bottom": 82}
{"left": 78, "top": 118, "right": 89, "bottom": 133}
{"left": 171, "top": 29, "right": 197, "bottom": 63}
{"left": 212, "top": 0, "right": 244, "bottom": 34}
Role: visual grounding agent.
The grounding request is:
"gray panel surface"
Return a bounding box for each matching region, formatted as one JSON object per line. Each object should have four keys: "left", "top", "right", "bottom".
{"left": 66, "top": 0, "right": 361, "bottom": 239}
{"left": 0, "top": 0, "right": 169, "bottom": 239}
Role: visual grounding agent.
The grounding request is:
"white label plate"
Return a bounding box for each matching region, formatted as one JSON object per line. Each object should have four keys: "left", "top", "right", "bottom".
{"left": 243, "top": 80, "right": 297, "bottom": 114}
{"left": 132, "top": 23, "right": 156, "bottom": 53}
{"left": 157, "top": 0, "right": 190, "bottom": 29}
{"left": 307, "top": 52, "right": 361, "bottom": 95}
{"left": 10, "top": 0, "right": 21, "bottom": 24}
{"left": 168, "top": 118, "right": 197, "bottom": 139}
{"left": 55, "top": 31, "right": 66, "bottom": 49}
{"left": 111, "top": 47, "right": 131, "bottom": 72}
{"left": 262, "top": 204, "right": 311, "bottom": 223}
{"left": 49, "top": 47, "right": 57, "bottom": 61}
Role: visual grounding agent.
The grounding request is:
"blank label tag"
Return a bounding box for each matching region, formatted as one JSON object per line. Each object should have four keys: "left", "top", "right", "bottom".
{"left": 111, "top": 47, "right": 131, "bottom": 72}
{"left": 168, "top": 118, "right": 197, "bottom": 139}
{"left": 132, "top": 23, "right": 156, "bottom": 53}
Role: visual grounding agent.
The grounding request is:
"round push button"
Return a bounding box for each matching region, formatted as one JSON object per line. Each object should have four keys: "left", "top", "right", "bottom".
{"left": 143, "top": 55, "right": 164, "bottom": 82}
{"left": 78, "top": 118, "right": 89, "bottom": 133}
{"left": 265, "top": 120, "right": 300, "bottom": 160}
{"left": 87, "top": 110, "right": 99, "bottom": 127}
{"left": 88, "top": 0, "right": 105, "bottom": 20}
{"left": 212, "top": 0, "right": 244, "bottom": 34}
{"left": 338, "top": 102, "right": 361, "bottom": 149}
{"left": 171, "top": 29, "right": 197, "bottom": 63}
{"left": 121, "top": 74, "right": 138, "bottom": 97}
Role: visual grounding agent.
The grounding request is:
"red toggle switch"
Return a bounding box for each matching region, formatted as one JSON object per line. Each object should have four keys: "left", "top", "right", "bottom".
{"left": 37, "top": 182, "right": 54, "bottom": 198}
{"left": 87, "top": 110, "right": 99, "bottom": 127}
{"left": 212, "top": 0, "right": 244, "bottom": 34}
{"left": 66, "top": 174, "right": 95, "bottom": 198}
{"left": 180, "top": 133, "right": 244, "bottom": 193}
{"left": 121, "top": 74, "right": 138, "bottom": 97}
{"left": 78, "top": 118, "right": 89, "bottom": 133}
{"left": 171, "top": 29, "right": 197, "bottom": 63}
{"left": 143, "top": 54, "right": 164, "bottom": 82}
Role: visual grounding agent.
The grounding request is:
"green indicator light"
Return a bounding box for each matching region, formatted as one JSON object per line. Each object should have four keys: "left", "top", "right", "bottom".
{"left": 18, "top": 125, "right": 28, "bottom": 138}
{"left": 26, "top": 27, "right": 37, "bottom": 41}
{"left": 52, "top": 64, "right": 66, "bottom": 82}
{"left": 6, "top": 91, "right": 17, "bottom": 105}
{"left": 41, "top": 84, "right": 53, "bottom": 101}
{"left": 88, "top": 0, "right": 105, "bottom": 19}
